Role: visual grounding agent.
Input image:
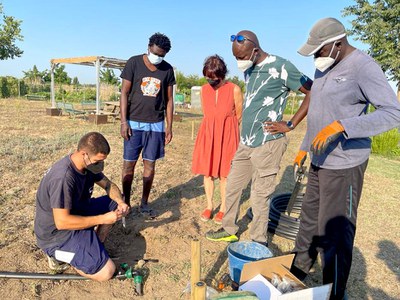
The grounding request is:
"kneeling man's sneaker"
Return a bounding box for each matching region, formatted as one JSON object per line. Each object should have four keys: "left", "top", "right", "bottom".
{"left": 47, "top": 255, "right": 70, "bottom": 273}
{"left": 206, "top": 228, "right": 238, "bottom": 242}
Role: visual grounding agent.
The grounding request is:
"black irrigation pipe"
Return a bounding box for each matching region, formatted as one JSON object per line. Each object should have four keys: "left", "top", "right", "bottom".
{"left": 269, "top": 193, "right": 303, "bottom": 241}
{"left": 0, "top": 272, "right": 127, "bottom": 280}
{"left": 247, "top": 193, "right": 304, "bottom": 241}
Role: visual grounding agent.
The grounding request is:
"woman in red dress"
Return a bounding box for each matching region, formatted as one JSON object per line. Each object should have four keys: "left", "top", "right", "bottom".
{"left": 192, "top": 55, "right": 243, "bottom": 224}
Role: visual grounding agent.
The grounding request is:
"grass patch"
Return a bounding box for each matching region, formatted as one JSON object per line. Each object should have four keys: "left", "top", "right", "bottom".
{"left": 0, "top": 134, "right": 79, "bottom": 162}
{"left": 371, "top": 128, "right": 400, "bottom": 158}
{"left": 367, "top": 155, "right": 400, "bottom": 181}
{"left": 0, "top": 99, "right": 399, "bottom": 298}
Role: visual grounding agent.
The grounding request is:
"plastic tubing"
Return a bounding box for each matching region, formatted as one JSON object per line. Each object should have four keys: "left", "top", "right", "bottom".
{"left": 0, "top": 271, "right": 127, "bottom": 280}
{"left": 247, "top": 193, "right": 304, "bottom": 241}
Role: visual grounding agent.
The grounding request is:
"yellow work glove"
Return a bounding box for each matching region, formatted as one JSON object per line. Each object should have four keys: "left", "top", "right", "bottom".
{"left": 311, "top": 120, "right": 344, "bottom": 155}
{"left": 293, "top": 150, "right": 307, "bottom": 181}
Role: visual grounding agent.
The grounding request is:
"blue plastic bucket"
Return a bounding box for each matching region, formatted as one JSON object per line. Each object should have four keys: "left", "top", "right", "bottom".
{"left": 227, "top": 241, "right": 273, "bottom": 283}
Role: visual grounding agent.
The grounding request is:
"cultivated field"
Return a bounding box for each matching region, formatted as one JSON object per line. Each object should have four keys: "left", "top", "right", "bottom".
{"left": 0, "top": 98, "right": 398, "bottom": 299}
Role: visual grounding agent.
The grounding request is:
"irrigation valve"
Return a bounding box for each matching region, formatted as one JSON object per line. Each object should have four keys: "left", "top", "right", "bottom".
{"left": 119, "top": 263, "right": 144, "bottom": 296}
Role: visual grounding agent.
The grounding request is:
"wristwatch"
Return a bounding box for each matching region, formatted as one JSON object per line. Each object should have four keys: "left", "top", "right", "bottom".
{"left": 286, "top": 120, "right": 295, "bottom": 130}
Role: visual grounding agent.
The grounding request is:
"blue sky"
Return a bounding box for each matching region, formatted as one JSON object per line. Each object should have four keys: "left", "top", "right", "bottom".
{"left": 0, "top": 0, "right": 397, "bottom": 91}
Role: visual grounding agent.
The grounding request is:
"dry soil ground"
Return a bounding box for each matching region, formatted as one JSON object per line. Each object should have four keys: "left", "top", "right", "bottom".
{"left": 0, "top": 99, "right": 398, "bottom": 299}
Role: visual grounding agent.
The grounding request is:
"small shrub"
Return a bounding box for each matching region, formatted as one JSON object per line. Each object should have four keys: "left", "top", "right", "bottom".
{"left": 371, "top": 128, "right": 400, "bottom": 157}
{"left": 1, "top": 77, "right": 10, "bottom": 97}
{"left": 284, "top": 95, "right": 304, "bottom": 115}
{"left": 390, "top": 146, "right": 400, "bottom": 156}
{"left": 0, "top": 76, "right": 21, "bottom": 98}
{"left": 108, "top": 92, "right": 120, "bottom": 101}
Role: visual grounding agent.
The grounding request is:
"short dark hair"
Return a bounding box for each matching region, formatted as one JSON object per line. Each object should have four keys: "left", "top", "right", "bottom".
{"left": 149, "top": 32, "right": 171, "bottom": 53}
{"left": 202, "top": 55, "right": 228, "bottom": 80}
{"left": 77, "top": 132, "right": 110, "bottom": 155}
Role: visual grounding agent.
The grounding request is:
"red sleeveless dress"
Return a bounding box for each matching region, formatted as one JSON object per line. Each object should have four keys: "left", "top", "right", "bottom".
{"left": 192, "top": 82, "right": 240, "bottom": 178}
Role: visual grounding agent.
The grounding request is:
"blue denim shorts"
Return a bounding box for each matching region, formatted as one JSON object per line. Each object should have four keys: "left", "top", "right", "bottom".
{"left": 123, "top": 121, "right": 165, "bottom": 161}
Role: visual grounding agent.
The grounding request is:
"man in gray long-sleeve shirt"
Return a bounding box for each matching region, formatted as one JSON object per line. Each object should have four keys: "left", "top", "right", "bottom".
{"left": 290, "top": 18, "right": 400, "bottom": 300}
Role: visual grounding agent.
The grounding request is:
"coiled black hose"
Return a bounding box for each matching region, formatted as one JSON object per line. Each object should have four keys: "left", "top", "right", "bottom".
{"left": 246, "top": 193, "right": 304, "bottom": 241}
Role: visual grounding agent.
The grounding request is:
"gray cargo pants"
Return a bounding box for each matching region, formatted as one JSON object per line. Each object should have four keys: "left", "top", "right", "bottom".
{"left": 222, "top": 137, "right": 288, "bottom": 243}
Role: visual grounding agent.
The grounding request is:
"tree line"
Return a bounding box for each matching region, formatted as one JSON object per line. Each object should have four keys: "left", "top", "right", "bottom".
{"left": 0, "top": 64, "right": 121, "bottom": 98}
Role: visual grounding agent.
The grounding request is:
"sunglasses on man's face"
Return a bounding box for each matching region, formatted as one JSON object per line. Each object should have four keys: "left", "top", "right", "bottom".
{"left": 230, "top": 35, "right": 257, "bottom": 46}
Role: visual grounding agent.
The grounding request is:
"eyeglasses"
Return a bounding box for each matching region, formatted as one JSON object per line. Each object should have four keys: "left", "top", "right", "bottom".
{"left": 230, "top": 35, "right": 257, "bottom": 46}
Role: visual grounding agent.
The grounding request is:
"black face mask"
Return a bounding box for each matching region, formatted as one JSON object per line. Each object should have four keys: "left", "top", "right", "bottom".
{"left": 207, "top": 79, "right": 221, "bottom": 87}
{"left": 86, "top": 161, "right": 104, "bottom": 174}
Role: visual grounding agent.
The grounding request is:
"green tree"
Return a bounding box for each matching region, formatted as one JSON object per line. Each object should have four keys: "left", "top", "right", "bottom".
{"left": 175, "top": 71, "right": 206, "bottom": 99}
{"left": 0, "top": 77, "right": 9, "bottom": 97}
{"left": 42, "top": 70, "right": 51, "bottom": 83}
{"left": 175, "top": 70, "right": 245, "bottom": 99}
{"left": 54, "top": 65, "right": 71, "bottom": 84}
{"left": 23, "top": 65, "right": 46, "bottom": 84}
{"left": 72, "top": 76, "right": 80, "bottom": 92}
{"left": 342, "top": 0, "right": 400, "bottom": 97}
{"left": 19, "top": 79, "right": 28, "bottom": 95}
{"left": 0, "top": 76, "right": 22, "bottom": 97}
{"left": 100, "top": 68, "right": 119, "bottom": 85}
{"left": 72, "top": 76, "right": 80, "bottom": 86}
{"left": 0, "top": 4, "right": 23, "bottom": 60}
{"left": 175, "top": 70, "right": 186, "bottom": 91}
{"left": 227, "top": 75, "right": 245, "bottom": 92}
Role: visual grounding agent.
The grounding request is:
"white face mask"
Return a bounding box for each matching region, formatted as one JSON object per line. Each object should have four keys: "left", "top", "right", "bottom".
{"left": 237, "top": 49, "right": 256, "bottom": 72}
{"left": 314, "top": 41, "right": 340, "bottom": 72}
{"left": 148, "top": 52, "right": 163, "bottom": 65}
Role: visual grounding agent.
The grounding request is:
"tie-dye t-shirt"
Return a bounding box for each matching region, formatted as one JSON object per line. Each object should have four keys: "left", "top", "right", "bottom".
{"left": 241, "top": 54, "right": 309, "bottom": 147}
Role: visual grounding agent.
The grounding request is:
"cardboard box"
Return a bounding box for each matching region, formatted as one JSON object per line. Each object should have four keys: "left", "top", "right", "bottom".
{"left": 239, "top": 254, "right": 331, "bottom": 300}
{"left": 239, "top": 274, "right": 282, "bottom": 300}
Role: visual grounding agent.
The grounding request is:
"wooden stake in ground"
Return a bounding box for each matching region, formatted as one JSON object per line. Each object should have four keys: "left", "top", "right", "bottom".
{"left": 194, "top": 281, "right": 206, "bottom": 300}
{"left": 192, "top": 121, "right": 195, "bottom": 140}
{"left": 191, "top": 239, "right": 201, "bottom": 300}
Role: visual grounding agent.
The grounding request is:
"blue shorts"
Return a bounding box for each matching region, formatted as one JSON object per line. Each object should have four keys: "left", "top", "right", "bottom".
{"left": 72, "top": 195, "right": 118, "bottom": 217}
{"left": 123, "top": 121, "right": 165, "bottom": 161}
{"left": 45, "top": 196, "right": 117, "bottom": 275}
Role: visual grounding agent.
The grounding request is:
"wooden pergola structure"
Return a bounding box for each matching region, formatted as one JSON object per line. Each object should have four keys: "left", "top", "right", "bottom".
{"left": 49, "top": 56, "right": 127, "bottom": 116}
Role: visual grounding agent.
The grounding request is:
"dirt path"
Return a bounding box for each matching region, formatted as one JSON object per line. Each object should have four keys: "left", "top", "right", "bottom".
{"left": 0, "top": 99, "right": 398, "bottom": 299}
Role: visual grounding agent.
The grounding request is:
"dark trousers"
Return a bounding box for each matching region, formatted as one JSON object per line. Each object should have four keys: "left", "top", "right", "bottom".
{"left": 293, "top": 160, "right": 368, "bottom": 300}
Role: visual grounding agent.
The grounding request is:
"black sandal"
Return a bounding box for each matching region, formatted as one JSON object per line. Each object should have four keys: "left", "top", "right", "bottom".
{"left": 139, "top": 205, "right": 156, "bottom": 219}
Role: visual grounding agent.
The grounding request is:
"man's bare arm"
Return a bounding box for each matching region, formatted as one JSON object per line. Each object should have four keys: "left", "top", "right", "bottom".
{"left": 120, "top": 79, "right": 132, "bottom": 140}
{"left": 96, "top": 176, "right": 124, "bottom": 205}
{"left": 53, "top": 208, "right": 120, "bottom": 230}
{"left": 165, "top": 85, "right": 174, "bottom": 145}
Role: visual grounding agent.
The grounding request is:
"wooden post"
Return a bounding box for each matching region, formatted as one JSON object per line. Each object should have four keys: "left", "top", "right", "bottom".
{"left": 194, "top": 281, "right": 206, "bottom": 300}
{"left": 191, "top": 239, "right": 201, "bottom": 300}
{"left": 191, "top": 121, "right": 195, "bottom": 140}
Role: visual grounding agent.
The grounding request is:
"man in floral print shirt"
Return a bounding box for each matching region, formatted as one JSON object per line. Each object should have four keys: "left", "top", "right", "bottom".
{"left": 206, "top": 30, "right": 312, "bottom": 247}
{"left": 241, "top": 54, "right": 309, "bottom": 147}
